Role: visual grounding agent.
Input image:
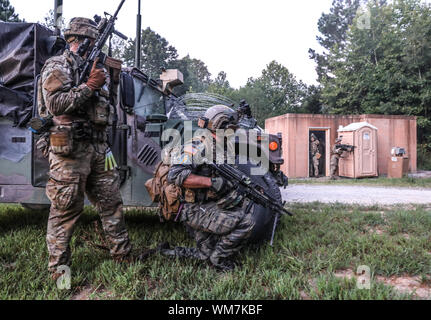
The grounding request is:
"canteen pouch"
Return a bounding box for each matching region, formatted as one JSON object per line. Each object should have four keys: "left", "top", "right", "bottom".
{"left": 50, "top": 126, "right": 73, "bottom": 157}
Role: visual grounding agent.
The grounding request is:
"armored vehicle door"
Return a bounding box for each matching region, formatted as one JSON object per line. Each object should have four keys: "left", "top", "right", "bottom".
{"left": 118, "top": 69, "right": 170, "bottom": 206}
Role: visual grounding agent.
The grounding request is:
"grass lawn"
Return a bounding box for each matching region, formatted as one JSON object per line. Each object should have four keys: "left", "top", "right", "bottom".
{"left": 289, "top": 177, "right": 431, "bottom": 189}
{"left": 0, "top": 202, "right": 430, "bottom": 300}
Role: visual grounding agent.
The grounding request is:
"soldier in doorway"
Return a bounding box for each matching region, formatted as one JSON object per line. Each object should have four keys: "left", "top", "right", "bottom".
{"left": 310, "top": 133, "right": 321, "bottom": 177}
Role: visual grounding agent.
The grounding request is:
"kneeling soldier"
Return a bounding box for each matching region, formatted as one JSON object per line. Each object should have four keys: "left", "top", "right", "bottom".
{"left": 160, "top": 105, "right": 255, "bottom": 271}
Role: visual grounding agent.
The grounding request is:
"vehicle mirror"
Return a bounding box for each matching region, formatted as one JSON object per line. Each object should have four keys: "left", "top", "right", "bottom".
{"left": 120, "top": 72, "right": 135, "bottom": 110}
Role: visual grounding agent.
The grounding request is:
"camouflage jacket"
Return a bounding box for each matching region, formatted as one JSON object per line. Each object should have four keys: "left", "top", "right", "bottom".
{"left": 331, "top": 144, "right": 344, "bottom": 159}
{"left": 167, "top": 130, "right": 235, "bottom": 203}
{"left": 310, "top": 139, "right": 320, "bottom": 155}
{"left": 39, "top": 49, "right": 114, "bottom": 130}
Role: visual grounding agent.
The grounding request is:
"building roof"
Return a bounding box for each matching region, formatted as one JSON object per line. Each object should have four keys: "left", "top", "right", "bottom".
{"left": 338, "top": 121, "right": 378, "bottom": 132}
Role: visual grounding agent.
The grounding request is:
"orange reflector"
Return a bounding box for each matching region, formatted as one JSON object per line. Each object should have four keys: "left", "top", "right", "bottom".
{"left": 269, "top": 141, "right": 278, "bottom": 151}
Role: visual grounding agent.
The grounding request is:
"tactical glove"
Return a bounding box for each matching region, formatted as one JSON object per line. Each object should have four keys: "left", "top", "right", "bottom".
{"left": 86, "top": 59, "right": 106, "bottom": 90}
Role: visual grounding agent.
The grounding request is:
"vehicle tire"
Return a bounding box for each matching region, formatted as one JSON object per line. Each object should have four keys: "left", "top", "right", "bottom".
{"left": 20, "top": 203, "right": 50, "bottom": 211}
{"left": 235, "top": 162, "right": 283, "bottom": 244}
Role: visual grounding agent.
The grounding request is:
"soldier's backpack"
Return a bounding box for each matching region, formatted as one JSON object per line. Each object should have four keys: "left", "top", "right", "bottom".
{"left": 145, "top": 161, "right": 182, "bottom": 221}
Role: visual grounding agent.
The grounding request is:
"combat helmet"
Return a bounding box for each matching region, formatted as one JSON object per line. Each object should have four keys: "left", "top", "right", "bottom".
{"left": 198, "top": 105, "right": 238, "bottom": 131}
{"left": 64, "top": 17, "right": 98, "bottom": 41}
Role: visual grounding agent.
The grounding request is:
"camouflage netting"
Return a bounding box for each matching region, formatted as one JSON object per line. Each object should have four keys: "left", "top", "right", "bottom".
{"left": 167, "top": 92, "right": 237, "bottom": 120}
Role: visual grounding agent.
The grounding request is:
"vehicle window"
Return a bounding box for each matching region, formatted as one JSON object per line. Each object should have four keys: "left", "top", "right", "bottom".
{"left": 133, "top": 78, "right": 165, "bottom": 117}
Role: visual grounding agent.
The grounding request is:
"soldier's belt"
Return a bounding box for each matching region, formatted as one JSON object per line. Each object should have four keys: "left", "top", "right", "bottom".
{"left": 52, "top": 116, "right": 106, "bottom": 143}
{"left": 53, "top": 115, "right": 86, "bottom": 126}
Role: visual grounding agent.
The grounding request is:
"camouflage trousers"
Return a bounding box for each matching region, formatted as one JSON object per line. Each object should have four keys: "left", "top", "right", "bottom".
{"left": 330, "top": 155, "right": 340, "bottom": 179}
{"left": 162, "top": 202, "right": 255, "bottom": 267}
{"left": 46, "top": 141, "right": 132, "bottom": 272}
{"left": 312, "top": 155, "right": 320, "bottom": 177}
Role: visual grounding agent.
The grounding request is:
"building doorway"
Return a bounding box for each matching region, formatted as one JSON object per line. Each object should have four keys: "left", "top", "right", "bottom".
{"left": 308, "top": 128, "right": 330, "bottom": 177}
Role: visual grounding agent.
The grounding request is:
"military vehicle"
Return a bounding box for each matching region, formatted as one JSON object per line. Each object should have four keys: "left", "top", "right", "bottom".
{"left": 0, "top": 21, "right": 288, "bottom": 242}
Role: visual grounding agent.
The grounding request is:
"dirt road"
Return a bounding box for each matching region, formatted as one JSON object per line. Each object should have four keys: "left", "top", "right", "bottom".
{"left": 281, "top": 185, "right": 431, "bottom": 205}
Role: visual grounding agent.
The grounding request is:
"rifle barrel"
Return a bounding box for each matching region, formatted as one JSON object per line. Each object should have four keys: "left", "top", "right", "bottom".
{"left": 114, "top": 0, "right": 126, "bottom": 18}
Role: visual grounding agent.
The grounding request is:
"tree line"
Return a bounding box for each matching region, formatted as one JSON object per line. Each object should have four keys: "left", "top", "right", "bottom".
{"left": 1, "top": 0, "right": 430, "bottom": 167}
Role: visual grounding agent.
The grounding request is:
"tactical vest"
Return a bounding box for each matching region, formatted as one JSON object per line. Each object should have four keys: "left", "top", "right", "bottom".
{"left": 37, "top": 51, "right": 121, "bottom": 156}
{"left": 38, "top": 50, "right": 115, "bottom": 130}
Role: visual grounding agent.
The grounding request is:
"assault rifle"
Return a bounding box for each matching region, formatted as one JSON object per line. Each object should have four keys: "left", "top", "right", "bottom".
{"left": 335, "top": 144, "right": 355, "bottom": 152}
{"left": 77, "top": 0, "right": 127, "bottom": 85}
{"left": 205, "top": 161, "right": 293, "bottom": 246}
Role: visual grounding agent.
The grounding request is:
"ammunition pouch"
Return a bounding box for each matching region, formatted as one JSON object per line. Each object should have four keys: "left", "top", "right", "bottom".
{"left": 52, "top": 115, "right": 106, "bottom": 144}
{"left": 72, "top": 121, "right": 92, "bottom": 141}
{"left": 145, "top": 161, "right": 183, "bottom": 221}
{"left": 184, "top": 188, "right": 196, "bottom": 203}
{"left": 50, "top": 126, "right": 74, "bottom": 157}
{"left": 90, "top": 98, "right": 112, "bottom": 126}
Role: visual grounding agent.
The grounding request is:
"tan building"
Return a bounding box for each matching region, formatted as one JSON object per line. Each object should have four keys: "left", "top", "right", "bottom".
{"left": 265, "top": 114, "right": 417, "bottom": 178}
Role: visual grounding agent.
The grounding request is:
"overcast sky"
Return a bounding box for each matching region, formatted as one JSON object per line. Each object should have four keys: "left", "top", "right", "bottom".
{"left": 10, "top": 0, "right": 334, "bottom": 88}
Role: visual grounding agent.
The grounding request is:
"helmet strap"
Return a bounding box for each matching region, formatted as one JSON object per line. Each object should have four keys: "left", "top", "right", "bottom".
{"left": 198, "top": 117, "right": 209, "bottom": 129}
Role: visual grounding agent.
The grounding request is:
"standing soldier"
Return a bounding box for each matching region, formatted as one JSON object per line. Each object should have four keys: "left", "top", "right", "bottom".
{"left": 158, "top": 105, "right": 255, "bottom": 272}
{"left": 39, "top": 18, "right": 133, "bottom": 280}
{"left": 330, "top": 138, "right": 344, "bottom": 180}
{"left": 310, "top": 133, "right": 320, "bottom": 177}
{"left": 330, "top": 137, "right": 353, "bottom": 180}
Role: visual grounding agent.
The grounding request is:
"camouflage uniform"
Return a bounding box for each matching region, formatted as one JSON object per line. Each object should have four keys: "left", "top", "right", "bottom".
{"left": 330, "top": 139, "right": 344, "bottom": 180}
{"left": 40, "top": 48, "right": 132, "bottom": 272}
{"left": 163, "top": 132, "right": 255, "bottom": 269}
{"left": 310, "top": 135, "right": 320, "bottom": 177}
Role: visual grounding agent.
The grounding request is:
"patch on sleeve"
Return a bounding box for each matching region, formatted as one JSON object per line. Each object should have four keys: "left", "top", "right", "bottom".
{"left": 171, "top": 152, "right": 191, "bottom": 165}
{"left": 43, "top": 69, "right": 69, "bottom": 93}
{"left": 180, "top": 154, "right": 191, "bottom": 164}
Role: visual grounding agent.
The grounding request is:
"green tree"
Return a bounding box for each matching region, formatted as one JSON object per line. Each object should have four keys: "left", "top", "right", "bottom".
{"left": 317, "top": 0, "right": 431, "bottom": 167}
{"left": 0, "top": 0, "right": 22, "bottom": 22}
{"left": 123, "top": 27, "right": 178, "bottom": 78}
{"left": 309, "top": 0, "right": 362, "bottom": 82}
{"left": 300, "top": 85, "right": 325, "bottom": 114}
{"left": 168, "top": 55, "right": 212, "bottom": 96}
{"left": 231, "top": 61, "right": 307, "bottom": 126}
{"left": 207, "top": 71, "right": 234, "bottom": 97}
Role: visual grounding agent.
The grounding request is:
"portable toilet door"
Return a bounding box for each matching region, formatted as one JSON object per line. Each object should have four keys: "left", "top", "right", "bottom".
{"left": 356, "top": 125, "right": 378, "bottom": 177}
{"left": 338, "top": 122, "right": 378, "bottom": 178}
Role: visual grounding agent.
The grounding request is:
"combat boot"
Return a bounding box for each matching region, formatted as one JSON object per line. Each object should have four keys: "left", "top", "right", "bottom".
{"left": 210, "top": 256, "right": 237, "bottom": 272}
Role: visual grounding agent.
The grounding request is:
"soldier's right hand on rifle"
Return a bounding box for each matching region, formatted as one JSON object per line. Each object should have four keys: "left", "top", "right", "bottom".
{"left": 86, "top": 59, "right": 106, "bottom": 91}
